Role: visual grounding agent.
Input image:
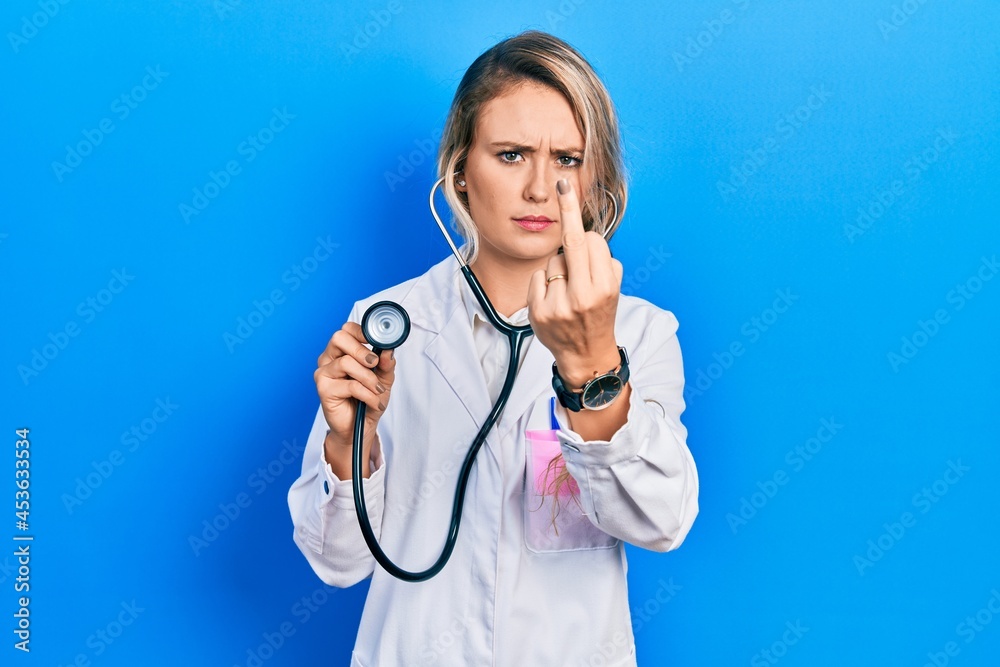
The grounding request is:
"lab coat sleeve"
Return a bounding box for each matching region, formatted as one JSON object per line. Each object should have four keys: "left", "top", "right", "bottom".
{"left": 552, "top": 307, "right": 699, "bottom": 553}
{"left": 287, "top": 301, "right": 388, "bottom": 587}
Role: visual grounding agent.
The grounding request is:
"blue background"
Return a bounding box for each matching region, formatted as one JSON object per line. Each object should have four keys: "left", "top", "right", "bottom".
{"left": 3, "top": 1, "right": 999, "bottom": 665}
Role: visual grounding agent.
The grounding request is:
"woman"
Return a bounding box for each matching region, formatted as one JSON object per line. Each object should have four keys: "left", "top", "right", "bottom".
{"left": 288, "top": 29, "right": 698, "bottom": 666}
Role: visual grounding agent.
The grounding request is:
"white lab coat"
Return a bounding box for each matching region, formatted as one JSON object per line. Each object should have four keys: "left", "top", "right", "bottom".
{"left": 287, "top": 250, "right": 699, "bottom": 667}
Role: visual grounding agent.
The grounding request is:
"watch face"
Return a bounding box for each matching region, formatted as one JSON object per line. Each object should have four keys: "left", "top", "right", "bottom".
{"left": 582, "top": 375, "right": 623, "bottom": 410}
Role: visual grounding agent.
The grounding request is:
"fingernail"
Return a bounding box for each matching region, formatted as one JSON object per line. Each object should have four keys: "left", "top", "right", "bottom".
{"left": 378, "top": 400, "right": 386, "bottom": 411}
{"left": 557, "top": 179, "right": 568, "bottom": 195}
{"left": 390, "top": 349, "right": 395, "bottom": 360}
{"left": 366, "top": 353, "right": 377, "bottom": 365}
{"left": 376, "top": 382, "right": 386, "bottom": 394}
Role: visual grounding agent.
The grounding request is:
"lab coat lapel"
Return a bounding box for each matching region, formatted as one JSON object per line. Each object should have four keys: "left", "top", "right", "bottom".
{"left": 422, "top": 307, "right": 494, "bottom": 435}
{"left": 404, "top": 251, "right": 558, "bottom": 462}
{"left": 404, "top": 253, "right": 499, "bottom": 465}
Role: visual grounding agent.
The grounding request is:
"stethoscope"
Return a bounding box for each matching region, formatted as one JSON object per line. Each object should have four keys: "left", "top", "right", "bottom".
{"left": 351, "top": 173, "right": 621, "bottom": 582}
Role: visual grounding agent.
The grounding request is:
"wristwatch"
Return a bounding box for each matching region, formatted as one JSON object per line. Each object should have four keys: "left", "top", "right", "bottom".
{"left": 552, "top": 346, "right": 630, "bottom": 412}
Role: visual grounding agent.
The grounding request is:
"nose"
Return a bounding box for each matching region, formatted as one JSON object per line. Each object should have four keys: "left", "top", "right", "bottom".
{"left": 523, "top": 159, "right": 552, "bottom": 205}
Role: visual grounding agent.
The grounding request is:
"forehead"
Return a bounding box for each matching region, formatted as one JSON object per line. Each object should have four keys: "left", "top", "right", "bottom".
{"left": 476, "top": 81, "right": 583, "bottom": 145}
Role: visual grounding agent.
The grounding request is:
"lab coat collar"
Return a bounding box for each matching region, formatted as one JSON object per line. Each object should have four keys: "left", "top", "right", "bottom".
{"left": 398, "top": 248, "right": 555, "bottom": 465}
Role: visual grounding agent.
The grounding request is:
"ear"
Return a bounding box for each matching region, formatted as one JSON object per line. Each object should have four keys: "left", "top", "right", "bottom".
{"left": 455, "top": 173, "right": 467, "bottom": 194}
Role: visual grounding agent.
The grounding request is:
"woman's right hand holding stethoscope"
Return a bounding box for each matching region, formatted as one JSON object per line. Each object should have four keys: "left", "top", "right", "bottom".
{"left": 314, "top": 321, "right": 396, "bottom": 480}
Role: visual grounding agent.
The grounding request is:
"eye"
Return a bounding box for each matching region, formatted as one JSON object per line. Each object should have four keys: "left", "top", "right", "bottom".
{"left": 497, "top": 151, "right": 522, "bottom": 164}
{"left": 558, "top": 155, "right": 583, "bottom": 168}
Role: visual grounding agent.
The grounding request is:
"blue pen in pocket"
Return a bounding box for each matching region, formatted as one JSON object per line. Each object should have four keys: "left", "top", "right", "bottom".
{"left": 549, "top": 396, "right": 559, "bottom": 431}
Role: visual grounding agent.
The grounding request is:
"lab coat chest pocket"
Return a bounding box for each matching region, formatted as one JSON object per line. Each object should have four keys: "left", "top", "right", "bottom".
{"left": 523, "top": 426, "right": 619, "bottom": 553}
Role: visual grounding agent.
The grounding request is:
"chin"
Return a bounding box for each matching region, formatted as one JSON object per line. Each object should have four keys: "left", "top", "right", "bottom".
{"left": 478, "top": 230, "right": 557, "bottom": 262}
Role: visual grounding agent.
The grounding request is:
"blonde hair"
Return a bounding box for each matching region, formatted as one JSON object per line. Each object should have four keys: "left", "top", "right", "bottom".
{"left": 436, "top": 29, "right": 630, "bottom": 267}
{"left": 531, "top": 452, "right": 587, "bottom": 536}
{"left": 437, "top": 29, "right": 629, "bottom": 528}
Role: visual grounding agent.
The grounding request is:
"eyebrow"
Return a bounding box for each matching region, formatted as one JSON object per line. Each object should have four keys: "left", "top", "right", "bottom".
{"left": 488, "top": 141, "right": 584, "bottom": 154}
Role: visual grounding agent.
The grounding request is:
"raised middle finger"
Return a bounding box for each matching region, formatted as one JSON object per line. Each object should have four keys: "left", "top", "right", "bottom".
{"left": 556, "top": 178, "right": 592, "bottom": 285}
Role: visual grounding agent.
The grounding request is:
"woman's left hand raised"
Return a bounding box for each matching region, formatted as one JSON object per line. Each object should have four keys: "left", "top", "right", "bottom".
{"left": 527, "top": 178, "right": 624, "bottom": 390}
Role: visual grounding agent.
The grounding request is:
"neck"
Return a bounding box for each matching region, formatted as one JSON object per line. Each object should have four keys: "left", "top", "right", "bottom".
{"left": 469, "top": 250, "right": 549, "bottom": 319}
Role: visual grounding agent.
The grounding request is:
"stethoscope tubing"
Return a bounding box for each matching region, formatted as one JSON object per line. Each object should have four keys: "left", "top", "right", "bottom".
{"left": 351, "top": 266, "right": 532, "bottom": 582}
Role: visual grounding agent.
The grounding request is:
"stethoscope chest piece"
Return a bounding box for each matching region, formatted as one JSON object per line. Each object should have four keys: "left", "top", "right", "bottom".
{"left": 361, "top": 301, "right": 410, "bottom": 351}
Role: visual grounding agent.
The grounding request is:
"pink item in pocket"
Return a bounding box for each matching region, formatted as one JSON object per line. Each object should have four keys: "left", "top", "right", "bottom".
{"left": 525, "top": 429, "right": 579, "bottom": 498}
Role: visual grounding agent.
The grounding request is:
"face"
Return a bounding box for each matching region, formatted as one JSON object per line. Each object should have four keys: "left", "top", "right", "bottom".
{"left": 457, "top": 80, "right": 594, "bottom": 268}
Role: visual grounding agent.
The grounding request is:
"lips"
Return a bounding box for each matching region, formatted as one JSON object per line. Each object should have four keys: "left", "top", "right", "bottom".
{"left": 515, "top": 217, "right": 554, "bottom": 231}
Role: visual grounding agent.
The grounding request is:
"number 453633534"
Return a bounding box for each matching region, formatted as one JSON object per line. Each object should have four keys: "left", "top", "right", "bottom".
{"left": 15, "top": 428, "right": 30, "bottom": 530}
